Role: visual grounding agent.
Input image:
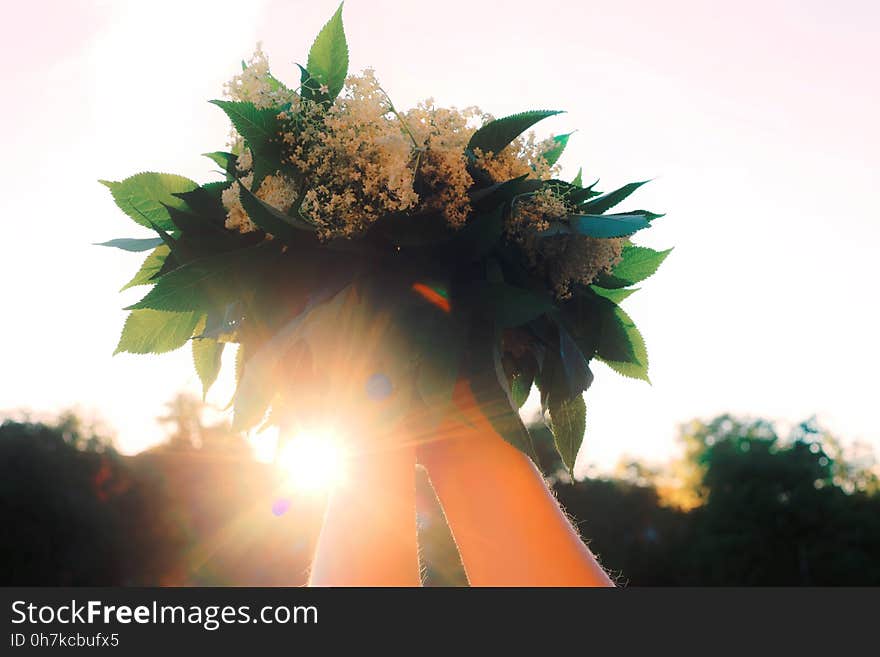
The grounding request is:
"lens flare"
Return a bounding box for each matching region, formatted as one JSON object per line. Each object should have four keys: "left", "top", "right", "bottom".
{"left": 276, "top": 427, "right": 348, "bottom": 495}
{"left": 411, "top": 282, "right": 451, "bottom": 313}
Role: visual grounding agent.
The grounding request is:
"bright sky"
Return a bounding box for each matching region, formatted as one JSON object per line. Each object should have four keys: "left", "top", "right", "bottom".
{"left": 1, "top": 0, "right": 878, "bottom": 473}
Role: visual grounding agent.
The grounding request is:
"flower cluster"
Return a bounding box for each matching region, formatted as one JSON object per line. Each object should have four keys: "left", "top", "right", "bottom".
{"left": 507, "top": 188, "right": 623, "bottom": 298}
{"left": 219, "top": 48, "right": 625, "bottom": 295}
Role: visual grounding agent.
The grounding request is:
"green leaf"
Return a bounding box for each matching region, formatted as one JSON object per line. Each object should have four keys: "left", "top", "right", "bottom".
{"left": 471, "top": 175, "right": 543, "bottom": 211}
{"left": 549, "top": 394, "right": 586, "bottom": 475}
{"left": 95, "top": 237, "right": 163, "bottom": 252}
{"left": 596, "top": 246, "right": 672, "bottom": 288}
{"left": 114, "top": 309, "right": 200, "bottom": 355}
{"left": 415, "top": 318, "right": 466, "bottom": 426}
{"left": 624, "top": 209, "right": 665, "bottom": 221}
{"left": 475, "top": 342, "right": 538, "bottom": 461}
{"left": 467, "top": 110, "right": 563, "bottom": 156}
{"left": 510, "top": 372, "right": 532, "bottom": 408}
{"left": 566, "top": 213, "right": 651, "bottom": 238}
{"left": 233, "top": 354, "right": 278, "bottom": 431}
{"left": 306, "top": 3, "right": 349, "bottom": 100}
{"left": 542, "top": 132, "right": 572, "bottom": 167}
{"left": 199, "top": 302, "right": 244, "bottom": 341}
{"left": 569, "top": 180, "right": 601, "bottom": 204}
{"left": 144, "top": 220, "right": 186, "bottom": 265}
{"left": 192, "top": 317, "right": 225, "bottom": 399}
{"left": 100, "top": 173, "right": 198, "bottom": 231}
{"left": 508, "top": 350, "right": 539, "bottom": 409}
{"left": 209, "top": 100, "right": 279, "bottom": 148}
{"left": 571, "top": 168, "right": 583, "bottom": 188}
{"left": 481, "top": 282, "right": 556, "bottom": 328}
{"left": 236, "top": 177, "right": 313, "bottom": 238}
{"left": 233, "top": 329, "right": 293, "bottom": 430}
{"left": 202, "top": 151, "right": 237, "bottom": 175}
{"left": 460, "top": 314, "right": 538, "bottom": 461}
{"left": 265, "top": 72, "right": 293, "bottom": 97}
{"left": 163, "top": 204, "right": 224, "bottom": 238}
{"left": 297, "top": 63, "right": 322, "bottom": 101}
{"left": 559, "top": 326, "right": 594, "bottom": 396}
{"left": 590, "top": 286, "right": 638, "bottom": 304}
{"left": 371, "top": 211, "right": 454, "bottom": 247}
{"left": 580, "top": 180, "right": 649, "bottom": 214}
{"left": 126, "top": 248, "right": 263, "bottom": 313}
{"left": 596, "top": 303, "right": 650, "bottom": 382}
{"left": 121, "top": 244, "right": 171, "bottom": 291}
{"left": 233, "top": 283, "right": 350, "bottom": 430}
{"left": 209, "top": 100, "right": 281, "bottom": 188}
{"left": 452, "top": 206, "right": 503, "bottom": 260}
{"left": 173, "top": 185, "right": 228, "bottom": 223}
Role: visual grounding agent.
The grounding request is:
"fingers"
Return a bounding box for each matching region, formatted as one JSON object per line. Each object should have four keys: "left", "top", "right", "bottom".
{"left": 417, "top": 381, "right": 614, "bottom": 587}
{"left": 308, "top": 442, "right": 421, "bottom": 587}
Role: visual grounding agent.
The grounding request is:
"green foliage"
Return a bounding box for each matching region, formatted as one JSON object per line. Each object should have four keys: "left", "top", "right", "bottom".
{"left": 551, "top": 414, "right": 880, "bottom": 586}
{"left": 465, "top": 317, "right": 538, "bottom": 461}
{"left": 484, "top": 346, "right": 538, "bottom": 461}
{"left": 471, "top": 176, "right": 543, "bottom": 212}
{"left": 236, "top": 178, "right": 312, "bottom": 238}
{"left": 209, "top": 101, "right": 278, "bottom": 148}
{"left": 507, "top": 351, "right": 539, "bottom": 409}
{"left": 534, "top": 329, "right": 592, "bottom": 422}
{"left": 96, "top": 237, "right": 164, "bottom": 252}
{"left": 510, "top": 372, "right": 532, "bottom": 408}
{"left": 126, "top": 249, "right": 264, "bottom": 313}
{"left": 121, "top": 245, "right": 171, "bottom": 291}
{"left": 597, "top": 245, "right": 672, "bottom": 288}
{"left": 451, "top": 206, "right": 503, "bottom": 260}
{"left": 5, "top": 413, "right": 878, "bottom": 586}
{"left": 595, "top": 303, "right": 650, "bottom": 382}
{"left": 114, "top": 309, "right": 201, "bottom": 355}
{"left": 542, "top": 132, "right": 572, "bottom": 167}
{"left": 415, "top": 317, "right": 465, "bottom": 427}
{"left": 202, "top": 151, "right": 237, "bottom": 177}
{"left": 590, "top": 285, "right": 637, "bottom": 304}
{"left": 467, "top": 110, "right": 563, "bottom": 155}
{"left": 558, "top": 326, "right": 594, "bottom": 395}
{"left": 171, "top": 186, "right": 228, "bottom": 228}
{"left": 568, "top": 213, "right": 652, "bottom": 238}
{"left": 146, "top": 219, "right": 179, "bottom": 254}
{"left": 229, "top": 287, "right": 341, "bottom": 430}
{"left": 192, "top": 322, "right": 225, "bottom": 400}
{"left": 580, "top": 180, "right": 649, "bottom": 214}
{"left": 548, "top": 393, "right": 586, "bottom": 474}
{"left": 100, "top": 173, "right": 198, "bottom": 231}
{"left": 568, "top": 180, "right": 601, "bottom": 204}
{"left": 306, "top": 3, "right": 349, "bottom": 100}
{"left": 209, "top": 101, "right": 281, "bottom": 188}
{"left": 481, "top": 282, "right": 556, "bottom": 328}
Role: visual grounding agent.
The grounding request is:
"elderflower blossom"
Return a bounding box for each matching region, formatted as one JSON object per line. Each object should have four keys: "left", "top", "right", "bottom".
{"left": 511, "top": 188, "right": 623, "bottom": 298}
{"left": 281, "top": 69, "right": 419, "bottom": 238}
{"left": 218, "top": 52, "right": 622, "bottom": 296}
{"left": 473, "top": 132, "right": 559, "bottom": 184}
{"left": 402, "top": 100, "right": 483, "bottom": 226}
{"left": 220, "top": 172, "right": 298, "bottom": 234}
{"left": 224, "top": 44, "right": 296, "bottom": 109}
{"left": 544, "top": 235, "right": 624, "bottom": 299}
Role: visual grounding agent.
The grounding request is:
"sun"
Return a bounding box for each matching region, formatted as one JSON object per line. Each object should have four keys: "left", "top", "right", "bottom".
{"left": 276, "top": 427, "right": 349, "bottom": 496}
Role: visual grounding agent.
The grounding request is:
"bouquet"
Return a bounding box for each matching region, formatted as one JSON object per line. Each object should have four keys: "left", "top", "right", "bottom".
{"left": 100, "top": 4, "right": 669, "bottom": 474}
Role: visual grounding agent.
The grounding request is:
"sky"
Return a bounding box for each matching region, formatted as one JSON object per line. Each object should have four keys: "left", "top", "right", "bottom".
{"left": 0, "top": 0, "right": 878, "bottom": 473}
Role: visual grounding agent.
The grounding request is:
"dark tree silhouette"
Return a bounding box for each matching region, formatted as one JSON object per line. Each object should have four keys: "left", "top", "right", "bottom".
{"left": 1, "top": 407, "right": 878, "bottom": 585}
